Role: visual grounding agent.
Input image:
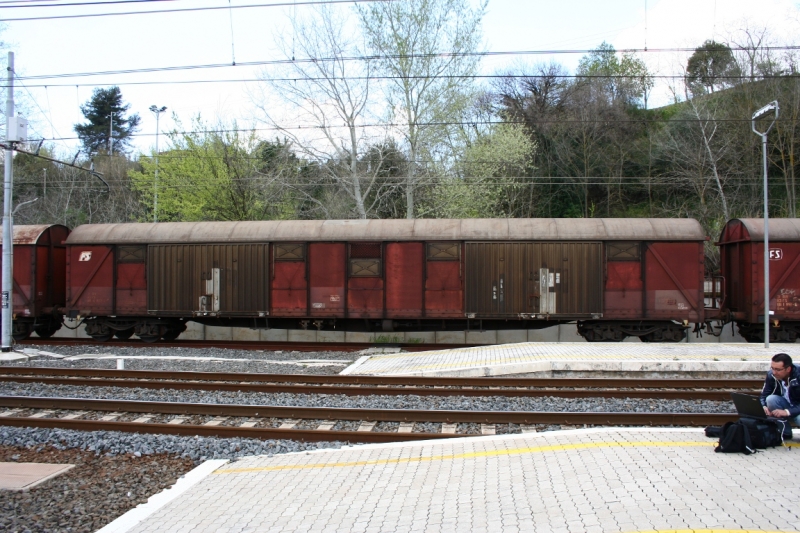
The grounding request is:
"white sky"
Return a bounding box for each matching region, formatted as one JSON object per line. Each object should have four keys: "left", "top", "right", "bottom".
{"left": 5, "top": 0, "right": 800, "bottom": 156}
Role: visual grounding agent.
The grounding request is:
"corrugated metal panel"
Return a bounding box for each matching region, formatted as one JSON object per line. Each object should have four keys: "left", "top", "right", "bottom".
{"left": 465, "top": 242, "right": 602, "bottom": 317}
{"left": 66, "top": 218, "right": 707, "bottom": 245}
{"left": 718, "top": 218, "right": 800, "bottom": 243}
{"left": 148, "top": 244, "right": 268, "bottom": 315}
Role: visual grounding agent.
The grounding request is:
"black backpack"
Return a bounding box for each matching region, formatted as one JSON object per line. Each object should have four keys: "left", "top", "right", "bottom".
{"left": 715, "top": 421, "right": 755, "bottom": 454}
{"left": 715, "top": 418, "right": 786, "bottom": 454}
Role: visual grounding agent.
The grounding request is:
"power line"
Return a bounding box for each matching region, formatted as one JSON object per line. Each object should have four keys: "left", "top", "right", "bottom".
{"left": 1, "top": 0, "right": 391, "bottom": 21}
{"left": 7, "top": 72, "right": 800, "bottom": 89}
{"left": 0, "top": 0, "right": 177, "bottom": 8}
{"left": 17, "top": 46, "right": 800, "bottom": 81}
{"left": 31, "top": 115, "right": 800, "bottom": 143}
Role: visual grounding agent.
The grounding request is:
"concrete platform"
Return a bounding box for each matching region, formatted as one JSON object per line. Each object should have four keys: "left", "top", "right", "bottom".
{"left": 341, "top": 342, "right": 800, "bottom": 377}
{"left": 119, "top": 428, "right": 800, "bottom": 533}
{"left": 0, "top": 462, "right": 75, "bottom": 491}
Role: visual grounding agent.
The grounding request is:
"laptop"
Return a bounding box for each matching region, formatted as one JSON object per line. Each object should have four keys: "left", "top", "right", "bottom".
{"left": 731, "top": 392, "right": 780, "bottom": 421}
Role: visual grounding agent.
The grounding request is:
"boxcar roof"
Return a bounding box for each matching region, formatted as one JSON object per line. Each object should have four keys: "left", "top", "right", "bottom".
{"left": 66, "top": 219, "right": 705, "bottom": 244}
{"left": 718, "top": 218, "right": 800, "bottom": 243}
{"left": 0, "top": 224, "right": 68, "bottom": 245}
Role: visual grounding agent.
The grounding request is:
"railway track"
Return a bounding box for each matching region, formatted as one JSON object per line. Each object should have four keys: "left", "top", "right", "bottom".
{"left": 0, "top": 395, "right": 738, "bottom": 444}
{"left": 0, "top": 367, "right": 763, "bottom": 400}
{"left": 17, "top": 338, "right": 473, "bottom": 352}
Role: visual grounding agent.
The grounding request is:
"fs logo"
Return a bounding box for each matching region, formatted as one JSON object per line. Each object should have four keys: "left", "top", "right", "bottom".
{"left": 769, "top": 248, "right": 783, "bottom": 261}
{"left": 79, "top": 251, "right": 92, "bottom": 262}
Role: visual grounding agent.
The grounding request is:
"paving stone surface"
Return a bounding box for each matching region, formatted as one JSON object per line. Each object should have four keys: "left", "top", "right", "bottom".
{"left": 128, "top": 428, "right": 800, "bottom": 533}
{"left": 343, "top": 342, "right": 800, "bottom": 377}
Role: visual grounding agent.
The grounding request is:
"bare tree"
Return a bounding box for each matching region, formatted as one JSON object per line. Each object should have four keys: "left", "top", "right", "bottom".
{"left": 357, "top": 0, "right": 487, "bottom": 219}
{"left": 254, "top": 4, "right": 389, "bottom": 219}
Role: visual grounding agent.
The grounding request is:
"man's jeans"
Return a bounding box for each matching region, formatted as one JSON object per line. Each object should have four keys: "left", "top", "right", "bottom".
{"left": 765, "top": 394, "right": 800, "bottom": 426}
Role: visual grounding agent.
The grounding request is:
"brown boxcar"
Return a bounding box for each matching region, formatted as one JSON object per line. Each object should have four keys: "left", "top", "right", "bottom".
{"left": 64, "top": 218, "right": 705, "bottom": 342}
{"left": 0, "top": 224, "right": 69, "bottom": 340}
{"left": 712, "top": 218, "right": 800, "bottom": 342}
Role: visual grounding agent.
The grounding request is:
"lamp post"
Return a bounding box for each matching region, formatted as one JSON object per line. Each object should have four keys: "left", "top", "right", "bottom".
{"left": 751, "top": 100, "right": 779, "bottom": 349}
{"left": 149, "top": 105, "right": 167, "bottom": 223}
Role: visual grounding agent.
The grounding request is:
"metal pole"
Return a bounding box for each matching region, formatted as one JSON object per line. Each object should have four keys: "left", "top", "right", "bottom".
{"left": 149, "top": 105, "right": 166, "bottom": 223}
{"left": 108, "top": 112, "right": 113, "bottom": 156}
{"left": 751, "top": 101, "right": 779, "bottom": 349}
{"left": 763, "top": 133, "right": 770, "bottom": 348}
{"left": 2, "top": 52, "right": 14, "bottom": 351}
{"left": 154, "top": 112, "right": 159, "bottom": 223}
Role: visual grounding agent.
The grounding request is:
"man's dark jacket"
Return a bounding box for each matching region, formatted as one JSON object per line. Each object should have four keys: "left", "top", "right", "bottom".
{"left": 760, "top": 363, "right": 800, "bottom": 417}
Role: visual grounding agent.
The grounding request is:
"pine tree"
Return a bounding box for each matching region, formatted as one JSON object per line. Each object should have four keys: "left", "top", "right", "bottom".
{"left": 74, "top": 86, "right": 140, "bottom": 154}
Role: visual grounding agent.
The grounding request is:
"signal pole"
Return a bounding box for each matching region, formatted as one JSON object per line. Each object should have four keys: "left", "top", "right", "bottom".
{"left": 2, "top": 52, "right": 14, "bottom": 351}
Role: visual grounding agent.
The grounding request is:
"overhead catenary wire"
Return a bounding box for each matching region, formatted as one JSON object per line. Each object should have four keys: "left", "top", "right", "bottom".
{"left": 0, "top": 0, "right": 394, "bottom": 21}
{"left": 15, "top": 45, "right": 800, "bottom": 81}
{"left": 7, "top": 72, "right": 800, "bottom": 89}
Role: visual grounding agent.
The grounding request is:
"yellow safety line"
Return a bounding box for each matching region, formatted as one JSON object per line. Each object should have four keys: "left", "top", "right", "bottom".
{"left": 214, "top": 440, "right": 714, "bottom": 474}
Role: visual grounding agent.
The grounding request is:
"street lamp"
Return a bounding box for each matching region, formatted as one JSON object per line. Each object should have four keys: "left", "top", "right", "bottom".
{"left": 149, "top": 105, "right": 167, "bottom": 223}
{"left": 751, "top": 100, "right": 779, "bottom": 349}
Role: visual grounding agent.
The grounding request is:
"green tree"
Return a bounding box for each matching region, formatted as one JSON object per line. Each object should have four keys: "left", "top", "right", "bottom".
{"left": 129, "top": 117, "right": 299, "bottom": 221}
{"left": 686, "top": 40, "right": 739, "bottom": 95}
{"left": 357, "top": 0, "right": 487, "bottom": 219}
{"left": 74, "top": 86, "right": 140, "bottom": 154}
{"left": 577, "top": 42, "right": 653, "bottom": 107}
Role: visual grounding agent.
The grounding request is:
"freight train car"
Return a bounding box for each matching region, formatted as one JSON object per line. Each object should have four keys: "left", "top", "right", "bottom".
{"left": 710, "top": 218, "right": 800, "bottom": 343}
{"left": 0, "top": 224, "right": 69, "bottom": 340}
{"left": 63, "top": 218, "right": 705, "bottom": 343}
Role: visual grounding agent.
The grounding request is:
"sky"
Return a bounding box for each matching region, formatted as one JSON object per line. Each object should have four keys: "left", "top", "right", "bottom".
{"left": 4, "top": 0, "right": 800, "bottom": 157}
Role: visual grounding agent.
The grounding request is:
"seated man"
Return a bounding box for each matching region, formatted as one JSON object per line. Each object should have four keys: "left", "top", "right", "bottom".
{"left": 761, "top": 352, "right": 800, "bottom": 436}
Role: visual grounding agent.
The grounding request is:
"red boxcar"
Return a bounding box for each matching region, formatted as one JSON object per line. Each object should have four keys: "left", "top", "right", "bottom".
{"left": 713, "top": 218, "right": 800, "bottom": 343}
{"left": 0, "top": 224, "right": 69, "bottom": 340}
{"left": 64, "top": 218, "right": 705, "bottom": 342}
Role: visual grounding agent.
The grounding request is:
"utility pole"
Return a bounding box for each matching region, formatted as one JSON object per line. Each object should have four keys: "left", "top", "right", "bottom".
{"left": 149, "top": 105, "right": 166, "bottom": 223}
{"left": 2, "top": 52, "right": 14, "bottom": 351}
{"left": 108, "top": 111, "right": 114, "bottom": 156}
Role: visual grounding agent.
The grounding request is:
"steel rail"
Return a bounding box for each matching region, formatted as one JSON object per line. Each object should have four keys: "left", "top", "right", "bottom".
{"left": 0, "top": 375, "right": 756, "bottom": 400}
{"left": 17, "top": 338, "right": 473, "bottom": 352}
{"left": 0, "top": 366, "right": 764, "bottom": 389}
{"left": 0, "top": 395, "right": 737, "bottom": 426}
{"left": 0, "top": 417, "right": 451, "bottom": 443}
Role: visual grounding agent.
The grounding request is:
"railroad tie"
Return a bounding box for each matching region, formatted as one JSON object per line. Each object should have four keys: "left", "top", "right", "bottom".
{"left": 481, "top": 424, "right": 496, "bottom": 435}
{"left": 316, "top": 422, "right": 336, "bottom": 431}
{"left": 60, "top": 411, "right": 88, "bottom": 420}
{"left": 100, "top": 412, "right": 123, "bottom": 421}
{"left": 0, "top": 409, "right": 23, "bottom": 417}
{"left": 278, "top": 419, "right": 298, "bottom": 429}
{"left": 397, "top": 422, "right": 415, "bottom": 433}
{"left": 28, "top": 410, "right": 55, "bottom": 419}
{"left": 520, "top": 425, "right": 537, "bottom": 433}
{"left": 133, "top": 416, "right": 154, "bottom": 423}
{"left": 441, "top": 423, "right": 457, "bottom": 434}
{"left": 238, "top": 420, "right": 258, "bottom": 428}
{"left": 357, "top": 421, "right": 376, "bottom": 432}
{"left": 203, "top": 417, "right": 228, "bottom": 427}
{"left": 167, "top": 417, "right": 188, "bottom": 425}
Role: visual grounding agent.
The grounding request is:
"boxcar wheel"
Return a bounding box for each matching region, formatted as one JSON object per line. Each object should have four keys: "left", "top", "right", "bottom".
{"left": 12, "top": 331, "right": 31, "bottom": 342}
{"left": 115, "top": 328, "right": 135, "bottom": 340}
{"left": 91, "top": 333, "right": 114, "bottom": 342}
{"left": 34, "top": 325, "right": 60, "bottom": 339}
{"left": 161, "top": 330, "right": 181, "bottom": 342}
{"left": 138, "top": 334, "right": 161, "bottom": 343}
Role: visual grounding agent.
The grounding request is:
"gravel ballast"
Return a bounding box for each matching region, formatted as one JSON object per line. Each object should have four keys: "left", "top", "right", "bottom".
{"left": 5, "top": 344, "right": 356, "bottom": 375}
{"left": 0, "top": 444, "right": 196, "bottom": 533}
